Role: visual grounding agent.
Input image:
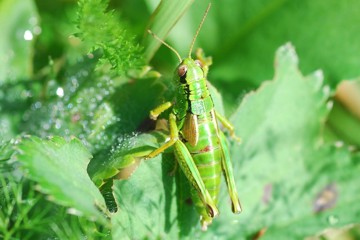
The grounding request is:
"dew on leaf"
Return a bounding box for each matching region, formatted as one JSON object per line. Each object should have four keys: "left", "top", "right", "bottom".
{"left": 21, "top": 90, "right": 32, "bottom": 98}
{"left": 76, "top": 98, "right": 83, "bottom": 104}
{"left": 28, "top": 16, "right": 38, "bottom": 25}
{"left": 326, "top": 215, "right": 339, "bottom": 225}
{"left": 23, "top": 30, "right": 33, "bottom": 41}
{"left": 334, "top": 141, "right": 344, "bottom": 148}
{"left": 33, "top": 26, "right": 42, "bottom": 35}
{"left": 43, "top": 123, "right": 50, "bottom": 130}
{"left": 55, "top": 119, "right": 62, "bottom": 129}
{"left": 326, "top": 101, "right": 333, "bottom": 110}
{"left": 80, "top": 69, "right": 89, "bottom": 77}
{"left": 66, "top": 208, "right": 82, "bottom": 216}
{"left": 56, "top": 87, "right": 64, "bottom": 97}
{"left": 322, "top": 85, "right": 331, "bottom": 96}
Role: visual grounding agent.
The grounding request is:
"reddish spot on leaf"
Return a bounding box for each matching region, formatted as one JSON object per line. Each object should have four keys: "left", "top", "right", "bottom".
{"left": 313, "top": 183, "right": 338, "bottom": 213}
{"left": 252, "top": 228, "right": 267, "bottom": 240}
{"left": 262, "top": 184, "right": 272, "bottom": 204}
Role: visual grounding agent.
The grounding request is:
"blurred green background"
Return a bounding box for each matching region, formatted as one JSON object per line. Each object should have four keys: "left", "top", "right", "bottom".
{"left": 1, "top": 0, "right": 360, "bottom": 239}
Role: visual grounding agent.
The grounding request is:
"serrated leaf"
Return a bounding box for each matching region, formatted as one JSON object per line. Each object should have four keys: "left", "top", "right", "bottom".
{"left": 163, "top": 0, "right": 360, "bottom": 112}
{"left": 76, "top": 0, "right": 144, "bottom": 75}
{"left": 16, "top": 136, "right": 108, "bottom": 223}
{"left": 195, "top": 44, "right": 360, "bottom": 239}
{"left": 89, "top": 130, "right": 168, "bottom": 187}
{"left": 88, "top": 129, "right": 170, "bottom": 216}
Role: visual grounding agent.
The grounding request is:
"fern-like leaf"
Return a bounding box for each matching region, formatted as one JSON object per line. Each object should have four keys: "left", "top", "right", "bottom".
{"left": 76, "top": 0, "right": 144, "bottom": 75}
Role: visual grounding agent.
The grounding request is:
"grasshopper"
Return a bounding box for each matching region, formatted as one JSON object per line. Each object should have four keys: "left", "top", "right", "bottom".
{"left": 147, "top": 4, "right": 242, "bottom": 230}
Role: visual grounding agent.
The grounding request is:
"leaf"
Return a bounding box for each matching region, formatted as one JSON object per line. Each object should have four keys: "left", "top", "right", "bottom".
{"left": 110, "top": 150, "right": 199, "bottom": 239}
{"left": 89, "top": 130, "right": 169, "bottom": 187}
{"left": 88, "top": 128, "right": 184, "bottom": 238}
{"left": 76, "top": 0, "right": 144, "bottom": 75}
{"left": 197, "top": 44, "right": 360, "bottom": 238}
{"left": 111, "top": 154, "right": 177, "bottom": 239}
{"left": 144, "top": 0, "right": 195, "bottom": 62}
{"left": 22, "top": 52, "right": 118, "bottom": 152}
{"left": 16, "top": 136, "right": 108, "bottom": 223}
{"left": 163, "top": 0, "right": 360, "bottom": 110}
{"left": 0, "top": 0, "right": 38, "bottom": 82}
{"left": 0, "top": 140, "right": 16, "bottom": 174}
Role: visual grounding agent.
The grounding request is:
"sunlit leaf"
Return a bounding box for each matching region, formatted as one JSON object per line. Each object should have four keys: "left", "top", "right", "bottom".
{"left": 16, "top": 136, "right": 108, "bottom": 223}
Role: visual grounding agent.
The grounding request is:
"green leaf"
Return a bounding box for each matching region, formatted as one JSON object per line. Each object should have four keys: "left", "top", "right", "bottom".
{"left": 0, "top": 0, "right": 38, "bottom": 82}
{"left": 206, "top": 44, "right": 360, "bottom": 238}
{"left": 0, "top": 140, "right": 16, "bottom": 174}
{"left": 109, "top": 43, "right": 360, "bottom": 239}
{"left": 76, "top": 0, "right": 144, "bottom": 75}
{"left": 16, "top": 136, "right": 108, "bottom": 223}
{"left": 89, "top": 130, "right": 169, "bottom": 187}
{"left": 163, "top": 0, "right": 360, "bottom": 110}
{"left": 110, "top": 151, "right": 198, "bottom": 239}
{"left": 111, "top": 155, "right": 177, "bottom": 239}
{"left": 144, "top": 0, "right": 195, "bottom": 62}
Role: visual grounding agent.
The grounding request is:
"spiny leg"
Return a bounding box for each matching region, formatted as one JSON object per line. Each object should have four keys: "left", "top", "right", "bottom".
{"left": 215, "top": 111, "right": 241, "bottom": 142}
{"left": 218, "top": 131, "right": 242, "bottom": 214}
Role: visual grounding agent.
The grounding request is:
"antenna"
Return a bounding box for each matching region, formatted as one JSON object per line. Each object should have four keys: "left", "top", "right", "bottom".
{"left": 188, "top": 3, "right": 211, "bottom": 58}
{"left": 147, "top": 29, "right": 182, "bottom": 63}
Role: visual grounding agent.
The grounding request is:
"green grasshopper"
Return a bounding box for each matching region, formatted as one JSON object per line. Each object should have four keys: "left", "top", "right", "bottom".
{"left": 147, "top": 4, "right": 242, "bottom": 230}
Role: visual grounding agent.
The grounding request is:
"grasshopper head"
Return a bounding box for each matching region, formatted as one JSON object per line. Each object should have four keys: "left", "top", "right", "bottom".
{"left": 176, "top": 58, "right": 204, "bottom": 84}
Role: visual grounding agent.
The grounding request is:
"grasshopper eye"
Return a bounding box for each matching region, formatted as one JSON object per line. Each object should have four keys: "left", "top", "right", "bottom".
{"left": 195, "top": 60, "right": 203, "bottom": 68}
{"left": 178, "top": 65, "right": 188, "bottom": 77}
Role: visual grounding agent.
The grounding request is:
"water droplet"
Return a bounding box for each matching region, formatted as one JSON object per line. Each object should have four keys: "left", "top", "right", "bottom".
{"left": 28, "top": 16, "right": 38, "bottom": 25}
{"left": 67, "top": 208, "right": 81, "bottom": 216}
{"left": 322, "top": 85, "right": 330, "bottom": 96}
{"left": 55, "top": 119, "right": 62, "bottom": 129}
{"left": 56, "top": 87, "right": 64, "bottom": 97}
{"left": 24, "top": 30, "right": 33, "bottom": 41}
{"left": 80, "top": 70, "right": 89, "bottom": 77}
{"left": 334, "top": 141, "right": 344, "bottom": 148}
{"left": 33, "top": 26, "right": 42, "bottom": 35}
{"left": 327, "top": 215, "right": 339, "bottom": 225}
{"left": 34, "top": 102, "right": 42, "bottom": 109}
{"left": 96, "top": 95, "right": 103, "bottom": 101}
{"left": 326, "top": 101, "right": 333, "bottom": 110}
{"left": 43, "top": 123, "right": 50, "bottom": 130}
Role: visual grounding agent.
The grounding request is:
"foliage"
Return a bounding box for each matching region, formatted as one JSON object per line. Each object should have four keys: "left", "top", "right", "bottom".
{"left": 76, "top": 0, "right": 144, "bottom": 75}
{"left": 1, "top": 0, "right": 360, "bottom": 239}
